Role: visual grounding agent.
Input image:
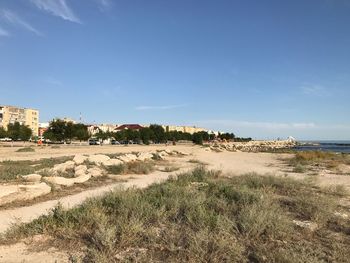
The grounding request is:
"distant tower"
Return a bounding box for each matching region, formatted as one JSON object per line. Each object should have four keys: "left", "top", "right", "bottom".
{"left": 79, "top": 112, "right": 82, "bottom": 123}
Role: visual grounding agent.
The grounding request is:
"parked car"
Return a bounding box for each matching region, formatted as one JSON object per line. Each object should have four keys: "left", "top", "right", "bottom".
{"left": 111, "top": 139, "right": 120, "bottom": 145}
{"left": 88, "top": 138, "right": 100, "bottom": 145}
{"left": 0, "top": 137, "right": 12, "bottom": 142}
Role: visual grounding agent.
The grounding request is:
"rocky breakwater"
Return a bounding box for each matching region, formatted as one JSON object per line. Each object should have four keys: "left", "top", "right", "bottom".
{"left": 209, "top": 139, "right": 297, "bottom": 153}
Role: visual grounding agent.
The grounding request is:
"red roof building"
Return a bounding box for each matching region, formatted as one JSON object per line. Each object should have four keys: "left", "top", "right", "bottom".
{"left": 115, "top": 124, "right": 144, "bottom": 131}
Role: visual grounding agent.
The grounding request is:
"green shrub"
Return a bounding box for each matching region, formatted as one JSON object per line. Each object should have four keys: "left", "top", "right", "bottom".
{"left": 16, "top": 147, "right": 35, "bottom": 153}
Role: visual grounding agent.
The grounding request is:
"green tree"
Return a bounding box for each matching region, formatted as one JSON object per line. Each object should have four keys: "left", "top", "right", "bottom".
{"left": 192, "top": 132, "right": 204, "bottom": 145}
{"left": 74, "top": 124, "right": 89, "bottom": 142}
{"left": 45, "top": 119, "right": 66, "bottom": 142}
{"left": 0, "top": 127, "right": 7, "bottom": 138}
{"left": 19, "top": 125, "right": 32, "bottom": 141}
{"left": 6, "top": 122, "right": 32, "bottom": 141}
{"left": 7, "top": 122, "right": 21, "bottom": 141}
{"left": 149, "top": 124, "right": 165, "bottom": 143}
{"left": 140, "top": 127, "right": 154, "bottom": 144}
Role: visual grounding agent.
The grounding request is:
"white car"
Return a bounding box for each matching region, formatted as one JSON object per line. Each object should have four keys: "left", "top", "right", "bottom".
{"left": 0, "top": 137, "right": 12, "bottom": 142}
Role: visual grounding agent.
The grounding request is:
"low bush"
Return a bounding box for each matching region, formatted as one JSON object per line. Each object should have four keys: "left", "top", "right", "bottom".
{"left": 106, "top": 161, "right": 155, "bottom": 175}
{"left": 16, "top": 147, "right": 35, "bottom": 153}
{"left": 288, "top": 151, "right": 350, "bottom": 172}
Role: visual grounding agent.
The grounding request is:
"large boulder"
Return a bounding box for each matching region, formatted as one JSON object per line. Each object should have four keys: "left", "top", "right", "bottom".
{"left": 118, "top": 154, "right": 137, "bottom": 163}
{"left": 103, "top": 159, "right": 124, "bottom": 166}
{"left": 52, "top": 161, "right": 75, "bottom": 174}
{"left": 22, "top": 174, "right": 42, "bottom": 183}
{"left": 0, "top": 183, "right": 51, "bottom": 206}
{"left": 75, "top": 165, "right": 88, "bottom": 177}
{"left": 87, "top": 167, "right": 105, "bottom": 177}
{"left": 88, "top": 154, "right": 110, "bottom": 165}
{"left": 136, "top": 152, "right": 153, "bottom": 161}
{"left": 73, "top": 173, "right": 91, "bottom": 184}
{"left": 73, "top": 154, "right": 88, "bottom": 165}
{"left": 43, "top": 176, "right": 75, "bottom": 187}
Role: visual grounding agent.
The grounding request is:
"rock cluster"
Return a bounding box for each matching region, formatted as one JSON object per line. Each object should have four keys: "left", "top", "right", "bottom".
{"left": 0, "top": 149, "right": 189, "bottom": 206}
{"left": 208, "top": 140, "right": 297, "bottom": 153}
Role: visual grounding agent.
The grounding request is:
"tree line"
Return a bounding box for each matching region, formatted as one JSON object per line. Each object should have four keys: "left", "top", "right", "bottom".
{"left": 41, "top": 120, "right": 251, "bottom": 145}
{"left": 0, "top": 122, "right": 32, "bottom": 141}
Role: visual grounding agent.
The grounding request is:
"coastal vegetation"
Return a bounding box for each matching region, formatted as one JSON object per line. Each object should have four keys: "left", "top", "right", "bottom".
{"left": 288, "top": 151, "right": 350, "bottom": 174}
{"left": 3, "top": 168, "right": 349, "bottom": 262}
{"left": 106, "top": 161, "right": 155, "bottom": 175}
{"left": 0, "top": 157, "right": 72, "bottom": 182}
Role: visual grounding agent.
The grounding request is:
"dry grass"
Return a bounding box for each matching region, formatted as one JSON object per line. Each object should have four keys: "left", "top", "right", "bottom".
{"left": 3, "top": 168, "right": 349, "bottom": 262}
{"left": 160, "top": 166, "right": 180, "bottom": 173}
{"left": 106, "top": 161, "right": 155, "bottom": 175}
{"left": 188, "top": 159, "right": 208, "bottom": 165}
{"left": 288, "top": 151, "right": 350, "bottom": 173}
{"left": 16, "top": 147, "right": 35, "bottom": 153}
{"left": 0, "top": 157, "right": 73, "bottom": 182}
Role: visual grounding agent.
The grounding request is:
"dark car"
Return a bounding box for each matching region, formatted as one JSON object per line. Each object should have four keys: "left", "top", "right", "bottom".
{"left": 88, "top": 138, "right": 100, "bottom": 145}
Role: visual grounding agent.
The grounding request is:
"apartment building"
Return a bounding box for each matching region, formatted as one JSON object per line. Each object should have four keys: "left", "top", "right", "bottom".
{"left": 0, "top": 105, "right": 39, "bottom": 136}
{"left": 162, "top": 125, "right": 206, "bottom": 135}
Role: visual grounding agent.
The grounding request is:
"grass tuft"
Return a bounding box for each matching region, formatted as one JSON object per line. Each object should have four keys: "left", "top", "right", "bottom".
{"left": 16, "top": 147, "right": 35, "bottom": 153}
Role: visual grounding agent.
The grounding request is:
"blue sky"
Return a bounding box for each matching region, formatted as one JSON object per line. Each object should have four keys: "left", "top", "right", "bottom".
{"left": 0, "top": 0, "right": 350, "bottom": 140}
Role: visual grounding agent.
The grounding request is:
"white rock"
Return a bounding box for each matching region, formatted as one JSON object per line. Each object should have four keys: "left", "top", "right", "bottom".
{"left": 0, "top": 183, "right": 51, "bottom": 206}
{"left": 118, "top": 154, "right": 137, "bottom": 163}
{"left": 88, "top": 154, "right": 110, "bottom": 165}
{"left": 136, "top": 152, "right": 153, "bottom": 161}
{"left": 73, "top": 154, "right": 88, "bottom": 165}
{"left": 43, "top": 176, "right": 75, "bottom": 187}
{"left": 52, "top": 161, "right": 75, "bottom": 174}
{"left": 22, "top": 174, "right": 42, "bottom": 183}
{"left": 75, "top": 165, "right": 88, "bottom": 177}
{"left": 103, "top": 159, "right": 124, "bottom": 166}
{"left": 292, "top": 220, "right": 318, "bottom": 231}
{"left": 73, "top": 173, "right": 91, "bottom": 184}
{"left": 87, "top": 167, "right": 105, "bottom": 177}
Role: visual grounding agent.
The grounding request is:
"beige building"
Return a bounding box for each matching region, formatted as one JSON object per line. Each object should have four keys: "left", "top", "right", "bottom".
{"left": 162, "top": 125, "right": 206, "bottom": 135}
{"left": 0, "top": 105, "right": 39, "bottom": 136}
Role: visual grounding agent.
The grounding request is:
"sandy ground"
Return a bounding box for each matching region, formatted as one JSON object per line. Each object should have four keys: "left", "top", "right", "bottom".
{"left": 0, "top": 144, "right": 349, "bottom": 262}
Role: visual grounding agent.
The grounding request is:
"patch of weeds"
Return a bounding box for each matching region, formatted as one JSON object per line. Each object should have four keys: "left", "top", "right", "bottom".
{"left": 127, "top": 161, "right": 155, "bottom": 174}
{"left": 161, "top": 166, "right": 180, "bottom": 173}
{"left": 16, "top": 147, "right": 35, "bottom": 153}
{"left": 106, "top": 161, "right": 155, "bottom": 175}
{"left": 4, "top": 169, "right": 350, "bottom": 262}
{"left": 106, "top": 164, "right": 125, "bottom": 175}
{"left": 105, "top": 153, "right": 123, "bottom": 159}
{"left": 0, "top": 161, "right": 35, "bottom": 182}
{"left": 51, "top": 146, "right": 60, "bottom": 149}
{"left": 323, "top": 184, "right": 348, "bottom": 197}
{"left": 188, "top": 159, "right": 207, "bottom": 165}
{"left": 293, "top": 164, "right": 307, "bottom": 173}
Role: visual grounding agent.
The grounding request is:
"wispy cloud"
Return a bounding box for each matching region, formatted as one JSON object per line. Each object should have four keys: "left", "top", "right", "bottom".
{"left": 0, "top": 10, "right": 42, "bottom": 36}
{"left": 0, "top": 25, "right": 9, "bottom": 36}
{"left": 31, "top": 0, "right": 81, "bottom": 23}
{"left": 95, "top": 0, "right": 112, "bottom": 10}
{"left": 43, "top": 76, "right": 62, "bottom": 86}
{"left": 301, "top": 84, "right": 330, "bottom": 97}
{"left": 135, "top": 104, "right": 187, "bottom": 111}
